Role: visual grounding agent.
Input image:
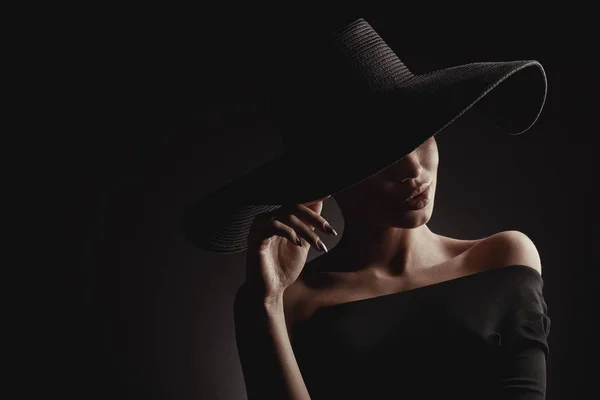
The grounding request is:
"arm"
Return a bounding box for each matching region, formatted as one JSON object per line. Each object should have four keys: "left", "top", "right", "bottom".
{"left": 493, "top": 230, "right": 550, "bottom": 399}
{"left": 495, "top": 316, "right": 551, "bottom": 399}
{"left": 483, "top": 231, "right": 550, "bottom": 398}
{"left": 234, "top": 283, "right": 311, "bottom": 400}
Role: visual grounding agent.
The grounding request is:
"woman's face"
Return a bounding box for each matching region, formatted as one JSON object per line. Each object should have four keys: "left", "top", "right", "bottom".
{"left": 333, "top": 136, "right": 439, "bottom": 228}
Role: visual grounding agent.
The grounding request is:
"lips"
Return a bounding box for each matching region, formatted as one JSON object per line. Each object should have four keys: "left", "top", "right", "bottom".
{"left": 405, "top": 183, "right": 431, "bottom": 201}
{"left": 404, "top": 185, "right": 431, "bottom": 210}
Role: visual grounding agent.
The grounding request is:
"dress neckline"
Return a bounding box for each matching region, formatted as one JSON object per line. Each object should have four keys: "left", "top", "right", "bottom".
{"left": 312, "top": 264, "right": 541, "bottom": 316}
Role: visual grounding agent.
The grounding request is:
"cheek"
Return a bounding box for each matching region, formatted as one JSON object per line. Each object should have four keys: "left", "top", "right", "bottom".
{"left": 423, "top": 144, "right": 440, "bottom": 172}
{"left": 429, "top": 156, "right": 440, "bottom": 173}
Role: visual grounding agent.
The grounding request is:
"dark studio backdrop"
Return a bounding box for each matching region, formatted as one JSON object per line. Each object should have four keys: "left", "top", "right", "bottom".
{"left": 52, "top": 10, "right": 595, "bottom": 400}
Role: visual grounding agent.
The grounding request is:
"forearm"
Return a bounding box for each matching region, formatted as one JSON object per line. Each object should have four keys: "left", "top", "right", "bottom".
{"left": 235, "top": 285, "right": 311, "bottom": 400}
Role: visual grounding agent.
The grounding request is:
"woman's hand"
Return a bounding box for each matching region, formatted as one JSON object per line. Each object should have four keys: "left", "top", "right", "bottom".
{"left": 244, "top": 195, "right": 337, "bottom": 301}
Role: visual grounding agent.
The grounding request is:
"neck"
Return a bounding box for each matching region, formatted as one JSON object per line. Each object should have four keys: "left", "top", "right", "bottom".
{"left": 330, "top": 220, "right": 443, "bottom": 276}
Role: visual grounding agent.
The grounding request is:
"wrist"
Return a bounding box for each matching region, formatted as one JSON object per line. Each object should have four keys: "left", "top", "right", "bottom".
{"left": 262, "top": 293, "right": 285, "bottom": 309}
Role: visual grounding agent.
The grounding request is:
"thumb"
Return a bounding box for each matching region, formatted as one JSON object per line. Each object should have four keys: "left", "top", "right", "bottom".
{"left": 304, "top": 195, "right": 331, "bottom": 215}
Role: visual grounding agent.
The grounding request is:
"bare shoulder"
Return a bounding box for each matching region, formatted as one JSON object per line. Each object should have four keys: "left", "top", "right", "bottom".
{"left": 466, "top": 230, "right": 542, "bottom": 277}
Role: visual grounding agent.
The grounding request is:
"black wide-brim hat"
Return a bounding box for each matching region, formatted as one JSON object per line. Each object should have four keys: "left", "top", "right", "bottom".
{"left": 180, "top": 18, "right": 547, "bottom": 254}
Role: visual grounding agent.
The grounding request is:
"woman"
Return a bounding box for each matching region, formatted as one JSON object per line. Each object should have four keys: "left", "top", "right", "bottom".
{"left": 181, "top": 18, "right": 551, "bottom": 399}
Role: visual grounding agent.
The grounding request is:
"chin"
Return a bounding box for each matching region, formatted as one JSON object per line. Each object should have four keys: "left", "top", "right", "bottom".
{"left": 377, "top": 213, "right": 430, "bottom": 229}
{"left": 387, "top": 203, "right": 434, "bottom": 228}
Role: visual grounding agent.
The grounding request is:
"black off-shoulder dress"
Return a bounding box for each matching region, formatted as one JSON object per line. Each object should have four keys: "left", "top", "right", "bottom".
{"left": 291, "top": 265, "right": 551, "bottom": 399}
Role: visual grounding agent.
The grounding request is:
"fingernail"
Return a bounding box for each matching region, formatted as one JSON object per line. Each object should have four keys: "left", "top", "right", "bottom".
{"left": 324, "top": 222, "right": 338, "bottom": 236}
{"left": 317, "top": 240, "right": 328, "bottom": 253}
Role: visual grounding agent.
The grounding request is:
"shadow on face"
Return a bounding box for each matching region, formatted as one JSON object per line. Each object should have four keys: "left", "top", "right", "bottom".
{"left": 333, "top": 136, "right": 439, "bottom": 229}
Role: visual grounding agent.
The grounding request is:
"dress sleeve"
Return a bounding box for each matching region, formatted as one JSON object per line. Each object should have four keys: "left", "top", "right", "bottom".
{"left": 493, "top": 269, "right": 552, "bottom": 399}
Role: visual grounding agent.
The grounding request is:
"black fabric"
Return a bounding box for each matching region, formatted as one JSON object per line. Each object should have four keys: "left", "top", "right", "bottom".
{"left": 291, "top": 265, "right": 551, "bottom": 399}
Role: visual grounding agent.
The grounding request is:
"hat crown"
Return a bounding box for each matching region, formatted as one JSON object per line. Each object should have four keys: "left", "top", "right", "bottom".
{"left": 332, "top": 19, "right": 413, "bottom": 92}
{"left": 274, "top": 19, "right": 414, "bottom": 151}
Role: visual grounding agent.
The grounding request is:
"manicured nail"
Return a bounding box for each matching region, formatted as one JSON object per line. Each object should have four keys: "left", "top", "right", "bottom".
{"left": 324, "top": 222, "right": 338, "bottom": 236}
{"left": 317, "top": 240, "right": 328, "bottom": 253}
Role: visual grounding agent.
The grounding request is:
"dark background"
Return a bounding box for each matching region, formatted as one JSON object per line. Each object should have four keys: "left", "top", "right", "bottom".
{"left": 47, "top": 9, "right": 595, "bottom": 400}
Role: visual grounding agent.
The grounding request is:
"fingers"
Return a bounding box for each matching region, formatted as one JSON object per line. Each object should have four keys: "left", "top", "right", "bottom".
{"left": 290, "top": 203, "right": 337, "bottom": 235}
{"left": 302, "top": 195, "right": 330, "bottom": 216}
{"left": 253, "top": 203, "right": 338, "bottom": 253}
{"left": 302, "top": 195, "right": 331, "bottom": 207}
{"left": 281, "top": 213, "right": 329, "bottom": 252}
{"left": 269, "top": 219, "right": 305, "bottom": 248}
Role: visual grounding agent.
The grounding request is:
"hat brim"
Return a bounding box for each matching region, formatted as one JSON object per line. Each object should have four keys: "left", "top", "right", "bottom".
{"left": 181, "top": 60, "right": 547, "bottom": 253}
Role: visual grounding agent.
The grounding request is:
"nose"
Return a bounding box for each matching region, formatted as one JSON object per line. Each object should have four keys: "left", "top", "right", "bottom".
{"left": 398, "top": 155, "right": 424, "bottom": 182}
